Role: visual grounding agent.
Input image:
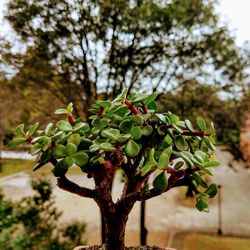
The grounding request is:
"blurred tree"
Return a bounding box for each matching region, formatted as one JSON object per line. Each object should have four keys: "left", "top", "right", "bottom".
{"left": 2, "top": 0, "right": 248, "bottom": 120}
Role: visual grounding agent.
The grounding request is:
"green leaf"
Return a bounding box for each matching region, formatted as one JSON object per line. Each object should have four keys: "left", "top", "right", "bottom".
{"left": 131, "top": 93, "right": 147, "bottom": 103}
{"left": 141, "top": 125, "right": 153, "bottom": 136}
{"left": 67, "top": 103, "right": 73, "bottom": 113}
{"left": 52, "top": 145, "right": 67, "bottom": 158}
{"left": 51, "top": 131, "right": 64, "bottom": 140}
{"left": 78, "top": 138, "right": 92, "bottom": 150}
{"left": 29, "top": 143, "right": 43, "bottom": 156}
{"left": 174, "top": 161, "right": 184, "bottom": 170}
{"left": 14, "top": 124, "right": 25, "bottom": 136}
{"left": 158, "top": 147, "right": 172, "bottom": 170}
{"left": 196, "top": 117, "right": 206, "bottom": 132}
{"left": 56, "top": 120, "right": 73, "bottom": 131}
{"left": 153, "top": 172, "right": 168, "bottom": 192}
{"left": 89, "top": 144, "right": 101, "bottom": 152}
{"left": 147, "top": 101, "right": 158, "bottom": 111}
{"left": 102, "top": 128, "right": 120, "bottom": 140}
{"left": 45, "top": 123, "right": 53, "bottom": 135}
{"left": 155, "top": 114, "right": 167, "bottom": 124}
{"left": 67, "top": 134, "right": 81, "bottom": 146}
{"left": 185, "top": 119, "right": 194, "bottom": 132}
{"left": 100, "top": 118, "right": 109, "bottom": 128}
{"left": 194, "top": 150, "right": 208, "bottom": 163}
{"left": 100, "top": 142, "right": 115, "bottom": 152}
{"left": 72, "top": 151, "right": 89, "bottom": 167}
{"left": 55, "top": 108, "right": 68, "bottom": 114}
{"left": 74, "top": 122, "right": 90, "bottom": 132}
{"left": 119, "top": 120, "right": 134, "bottom": 133}
{"left": 205, "top": 184, "right": 218, "bottom": 198}
{"left": 204, "top": 160, "right": 220, "bottom": 168}
{"left": 192, "top": 173, "right": 207, "bottom": 188}
{"left": 149, "top": 148, "right": 157, "bottom": 165}
{"left": 96, "top": 100, "right": 111, "bottom": 108}
{"left": 141, "top": 161, "right": 156, "bottom": 177}
{"left": 92, "top": 118, "right": 101, "bottom": 127}
{"left": 37, "top": 136, "right": 51, "bottom": 151}
{"left": 112, "top": 106, "right": 130, "bottom": 117}
{"left": 7, "top": 137, "right": 27, "bottom": 148}
{"left": 130, "top": 127, "right": 142, "bottom": 140}
{"left": 180, "top": 151, "right": 193, "bottom": 168}
{"left": 125, "top": 140, "right": 140, "bottom": 157}
{"left": 203, "top": 137, "right": 216, "bottom": 151}
{"left": 112, "top": 88, "right": 128, "bottom": 103}
{"left": 131, "top": 115, "right": 144, "bottom": 126}
{"left": 172, "top": 124, "right": 183, "bottom": 133}
{"left": 27, "top": 122, "right": 39, "bottom": 136}
{"left": 53, "top": 157, "right": 74, "bottom": 176}
{"left": 175, "top": 136, "right": 189, "bottom": 151}
{"left": 65, "top": 143, "right": 77, "bottom": 155}
{"left": 168, "top": 112, "right": 179, "bottom": 124}
{"left": 196, "top": 199, "right": 209, "bottom": 212}
{"left": 117, "top": 134, "right": 131, "bottom": 143}
{"left": 144, "top": 93, "right": 158, "bottom": 105}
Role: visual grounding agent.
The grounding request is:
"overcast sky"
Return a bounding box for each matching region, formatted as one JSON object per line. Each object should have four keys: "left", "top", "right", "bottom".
{"left": 0, "top": 0, "right": 250, "bottom": 46}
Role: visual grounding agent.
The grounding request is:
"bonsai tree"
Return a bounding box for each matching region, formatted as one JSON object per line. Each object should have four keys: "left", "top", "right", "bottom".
{"left": 8, "top": 89, "right": 219, "bottom": 250}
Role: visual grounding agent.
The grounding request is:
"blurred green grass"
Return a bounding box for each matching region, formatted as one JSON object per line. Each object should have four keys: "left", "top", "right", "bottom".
{"left": 183, "top": 234, "right": 250, "bottom": 250}
{"left": 0, "top": 159, "right": 83, "bottom": 178}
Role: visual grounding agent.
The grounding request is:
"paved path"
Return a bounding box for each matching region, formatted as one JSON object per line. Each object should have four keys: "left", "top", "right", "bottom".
{"left": 0, "top": 148, "right": 250, "bottom": 247}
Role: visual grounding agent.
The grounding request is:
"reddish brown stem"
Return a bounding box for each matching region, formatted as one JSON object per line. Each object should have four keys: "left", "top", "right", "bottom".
{"left": 124, "top": 99, "right": 140, "bottom": 115}
{"left": 67, "top": 113, "right": 75, "bottom": 126}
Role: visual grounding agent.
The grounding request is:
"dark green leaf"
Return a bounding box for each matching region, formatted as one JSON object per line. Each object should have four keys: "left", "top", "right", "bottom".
{"left": 144, "top": 93, "right": 158, "bottom": 105}
{"left": 174, "top": 161, "right": 184, "bottom": 170}
{"left": 196, "top": 199, "right": 209, "bottom": 212}
{"left": 147, "top": 101, "right": 158, "bottom": 111}
{"left": 175, "top": 136, "right": 189, "bottom": 151}
{"left": 119, "top": 120, "right": 134, "bottom": 133}
{"left": 153, "top": 172, "right": 168, "bottom": 192}
{"left": 205, "top": 184, "right": 218, "bottom": 198}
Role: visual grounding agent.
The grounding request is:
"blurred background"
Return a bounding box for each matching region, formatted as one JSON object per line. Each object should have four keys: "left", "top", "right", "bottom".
{"left": 0, "top": 0, "right": 250, "bottom": 249}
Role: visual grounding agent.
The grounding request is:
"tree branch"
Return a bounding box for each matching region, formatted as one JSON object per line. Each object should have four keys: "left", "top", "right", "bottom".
{"left": 57, "top": 175, "right": 96, "bottom": 199}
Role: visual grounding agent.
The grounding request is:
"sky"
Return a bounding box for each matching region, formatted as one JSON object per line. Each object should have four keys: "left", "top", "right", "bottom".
{"left": 0, "top": 0, "right": 250, "bottom": 46}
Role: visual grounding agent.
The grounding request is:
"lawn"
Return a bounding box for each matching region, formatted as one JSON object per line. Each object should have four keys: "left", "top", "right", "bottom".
{"left": 183, "top": 234, "right": 250, "bottom": 250}
{"left": 0, "top": 159, "right": 83, "bottom": 178}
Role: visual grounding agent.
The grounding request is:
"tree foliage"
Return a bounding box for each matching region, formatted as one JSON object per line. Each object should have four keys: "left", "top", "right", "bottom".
{"left": 2, "top": 0, "right": 248, "bottom": 118}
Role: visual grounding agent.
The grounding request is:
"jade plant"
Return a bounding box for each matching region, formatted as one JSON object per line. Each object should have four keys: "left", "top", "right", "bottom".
{"left": 8, "top": 89, "right": 219, "bottom": 250}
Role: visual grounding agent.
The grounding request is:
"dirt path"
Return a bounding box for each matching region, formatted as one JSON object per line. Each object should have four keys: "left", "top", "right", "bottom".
{"left": 1, "top": 148, "right": 250, "bottom": 247}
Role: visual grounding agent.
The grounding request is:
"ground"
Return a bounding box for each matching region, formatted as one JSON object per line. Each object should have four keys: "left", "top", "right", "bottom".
{"left": 0, "top": 147, "right": 250, "bottom": 248}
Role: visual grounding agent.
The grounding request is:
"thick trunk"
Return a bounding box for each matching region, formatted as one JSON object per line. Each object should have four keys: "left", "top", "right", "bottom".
{"left": 104, "top": 214, "right": 128, "bottom": 250}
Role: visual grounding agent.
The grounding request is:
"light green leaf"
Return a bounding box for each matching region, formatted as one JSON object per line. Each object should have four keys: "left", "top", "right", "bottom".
{"left": 158, "top": 147, "right": 172, "bottom": 170}
{"left": 131, "top": 115, "right": 144, "bottom": 126}
{"left": 65, "top": 143, "right": 77, "bottom": 155}
{"left": 67, "top": 134, "right": 81, "bottom": 146}
{"left": 185, "top": 119, "right": 194, "bottom": 132}
{"left": 102, "top": 128, "right": 120, "bottom": 140}
{"left": 204, "top": 160, "right": 220, "bottom": 168}
{"left": 180, "top": 151, "right": 193, "bottom": 168}
{"left": 203, "top": 137, "right": 216, "bottom": 151}
{"left": 7, "top": 137, "right": 27, "bottom": 149}
{"left": 55, "top": 108, "right": 68, "bottom": 115}
{"left": 72, "top": 151, "right": 89, "bottom": 167}
{"left": 52, "top": 145, "right": 67, "bottom": 158}
{"left": 196, "top": 117, "right": 206, "bottom": 132}
{"left": 67, "top": 103, "right": 73, "bottom": 113}
{"left": 144, "top": 93, "right": 158, "bottom": 105}
{"left": 14, "top": 124, "right": 25, "bottom": 136}
{"left": 175, "top": 136, "right": 188, "bottom": 151}
{"left": 29, "top": 143, "right": 43, "bottom": 156}
{"left": 45, "top": 123, "right": 53, "bottom": 135}
{"left": 125, "top": 140, "right": 140, "bottom": 157}
{"left": 130, "top": 127, "right": 142, "bottom": 140}
{"left": 27, "top": 122, "right": 39, "bottom": 136}
{"left": 56, "top": 120, "right": 73, "bottom": 131}
{"left": 141, "top": 161, "right": 156, "bottom": 177}
{"left": 141, "top": 125, "right": 153, "bottom": 136}
{"left": 117, "top": 134, "right": 131, "bottom": 143}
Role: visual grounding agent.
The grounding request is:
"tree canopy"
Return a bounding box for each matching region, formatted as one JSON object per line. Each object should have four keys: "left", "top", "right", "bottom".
{"left": 2, "top": 0, "right": 248, "bottom": 119}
